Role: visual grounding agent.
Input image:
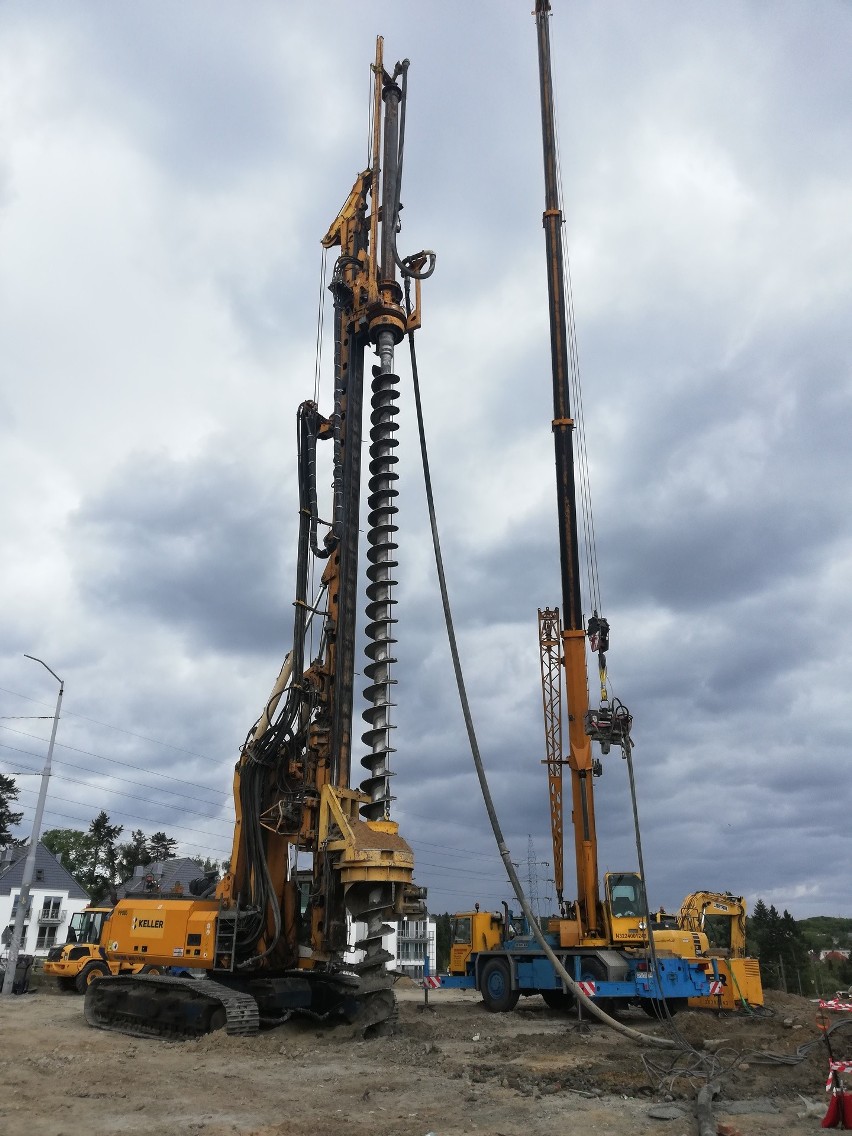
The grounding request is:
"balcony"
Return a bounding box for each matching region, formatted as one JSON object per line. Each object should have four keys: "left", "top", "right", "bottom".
{"left": 37, "top": 910, "right": 66, "bottom": 926}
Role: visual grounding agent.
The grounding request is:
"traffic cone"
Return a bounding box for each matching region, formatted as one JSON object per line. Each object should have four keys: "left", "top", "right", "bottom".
{"left": 819, "top": 1010, "right": 852, "bottom": 1128}
{"left": 822, "top": 1092, "right": 841, "bottom": 1129}
{"left": 822, "top": 1085, "right": 852, "bottom": 1128}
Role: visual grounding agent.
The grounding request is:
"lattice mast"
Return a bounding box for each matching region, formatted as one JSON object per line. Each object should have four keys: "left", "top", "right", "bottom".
{"left": 538, "top": 608, "right": 566, "bottom": 912}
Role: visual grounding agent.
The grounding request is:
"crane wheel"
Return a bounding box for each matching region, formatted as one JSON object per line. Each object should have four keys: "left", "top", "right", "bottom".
{"left": 579, "top": 958, "right": 617, "bottom": 1019}
{"left": 480, "top": 958, "right": 519, "bottom": 1013}
{"left": 75, "top": 961, "right": 110, "bottom": 994}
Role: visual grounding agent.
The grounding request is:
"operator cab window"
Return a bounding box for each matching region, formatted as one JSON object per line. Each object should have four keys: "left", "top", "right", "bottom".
{"left": 607, "top": 873, "right": 644, "bottom": 918}
{"left": 451, "top": 916, "right": 472, "bottom": 945}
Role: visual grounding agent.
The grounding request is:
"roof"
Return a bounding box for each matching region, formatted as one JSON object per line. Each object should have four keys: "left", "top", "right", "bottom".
{"left": 0, "top": 842, "right": 90, "bottom": 900}
{"left": 116, "top": 857, "right": 213, "bottom": 898}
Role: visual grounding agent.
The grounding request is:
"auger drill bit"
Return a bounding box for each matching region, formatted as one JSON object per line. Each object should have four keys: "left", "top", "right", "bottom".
{"left": 346, "top": 328, "right": 401, "bottom": 1032}
{"left": 361, "top": 334, "right": 400, "bottom": 820}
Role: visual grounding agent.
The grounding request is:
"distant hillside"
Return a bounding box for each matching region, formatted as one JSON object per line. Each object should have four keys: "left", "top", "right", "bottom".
{"left": 798, "top": 916, "right": 852, "bottom": 951}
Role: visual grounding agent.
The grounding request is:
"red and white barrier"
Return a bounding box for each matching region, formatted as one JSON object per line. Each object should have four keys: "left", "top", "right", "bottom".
{"left": 826, "top": 1061, "right": 852, "bottom": 1091}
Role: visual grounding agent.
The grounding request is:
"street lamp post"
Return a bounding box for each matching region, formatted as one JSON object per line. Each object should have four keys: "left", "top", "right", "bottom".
{"left": 1, "top": 655, "right": 64, "bottom": 995}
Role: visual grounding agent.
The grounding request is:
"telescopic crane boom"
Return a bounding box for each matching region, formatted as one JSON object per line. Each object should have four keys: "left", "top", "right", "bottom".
{"left": 535, "top": 0, "right": 602, "bottom": 939}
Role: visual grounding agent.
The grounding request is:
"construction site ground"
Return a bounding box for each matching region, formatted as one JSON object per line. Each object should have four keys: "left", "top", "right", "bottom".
{"left": 0, "top": 977, "right": 844, "bottom": 1136}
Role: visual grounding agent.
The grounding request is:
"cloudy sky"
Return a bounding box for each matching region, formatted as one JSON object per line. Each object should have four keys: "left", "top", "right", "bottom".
{"left": 1, "top": 1, "right": 850, "bottom": 924}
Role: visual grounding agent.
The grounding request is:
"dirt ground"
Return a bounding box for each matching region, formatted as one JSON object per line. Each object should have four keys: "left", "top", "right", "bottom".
{"left": 0, "top": 977, "right": 848, "bottom": 1136}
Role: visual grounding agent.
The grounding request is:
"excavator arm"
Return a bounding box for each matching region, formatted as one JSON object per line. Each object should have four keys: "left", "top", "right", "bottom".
{"left": 679, "top": 891, "right": 749, "bottom": 957}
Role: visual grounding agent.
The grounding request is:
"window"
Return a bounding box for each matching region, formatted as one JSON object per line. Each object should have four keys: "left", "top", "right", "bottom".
{"left": 68, "top": 910, "right": 107, "bottom": 945}
{"left": 3, "top": 924, "right": 30, "bottom": 950}
{"left": 451, "top": 916, "right": 472, "bottom": 946}
{"left": 35, "top": 868, "right": 45, "bottom": 882}
{"left": 10, "top": 893, "right": 31, "bottom": 920}
{"left": 398, "top": 918, "right": 427, "bottom": 940}
{"left": 40, "top": 896, "right": 62, "bottom": 920}
{"left": 36, "top": 925, "right": 57, "bottom": 950}
{"left": 606, "top": 873, "right": 645, "bottom": 919}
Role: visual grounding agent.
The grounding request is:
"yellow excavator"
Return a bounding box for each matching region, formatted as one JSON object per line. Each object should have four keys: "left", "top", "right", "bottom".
{"left": 82, "top": 36, "right": 431, "bottom": 1040}
{"left": 677, "top": 891, "right": 763, "bottom": 1010}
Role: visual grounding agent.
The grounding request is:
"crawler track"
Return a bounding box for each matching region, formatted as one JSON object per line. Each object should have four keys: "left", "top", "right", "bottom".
{"left": 84, "top": 974, "right": 260, "bottom": 1040}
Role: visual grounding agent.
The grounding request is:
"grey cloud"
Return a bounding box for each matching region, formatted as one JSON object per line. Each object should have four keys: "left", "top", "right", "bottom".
{"left": 70, "top": 449, "right": 293, "bottom": 655}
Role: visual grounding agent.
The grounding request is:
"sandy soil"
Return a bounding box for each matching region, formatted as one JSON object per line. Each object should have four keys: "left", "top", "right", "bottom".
{"left": 0, "top": 978, "right": 846, "bottom": 1136}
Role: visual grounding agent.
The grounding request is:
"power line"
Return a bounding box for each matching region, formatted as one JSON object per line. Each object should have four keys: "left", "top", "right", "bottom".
{"left": 0, "top": 754, "right": 226, "bottom": 820}
{"left": 407, "top": 836, "right": 504, "bottom": 862}
{"left": 0, "top": 684, "right": 217, "bottom": 761}
{"left": 4, "top": 753, "right": 511, "bottom": 880}
{"left": 24, "top": 804, "right": 233, "bottom": 859}
{"left": 13, "top": 784, "right": 511, "bottom": 888}
{"left": 413, "top": 855, "right": 509, "bottom": 882}
{"left": 0, "top": 722, "right": 229, "bottom": 798}
{"left": 0, "top": 739, "right": 230, "bottom": 811}
{"left": 422, "top": 887, "right": 513, "bottom": 903}
{"left": 12, "top": 783, "right": 233, "bottom": 852}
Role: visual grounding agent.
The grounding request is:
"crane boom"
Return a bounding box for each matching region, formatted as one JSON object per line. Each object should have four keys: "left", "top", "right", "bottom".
{"left": 534, "top": 0, "right": 602, "bottom": 937}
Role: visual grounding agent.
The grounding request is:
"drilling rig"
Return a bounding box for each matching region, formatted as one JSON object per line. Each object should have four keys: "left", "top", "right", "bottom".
{"left": 83, "top": 36, "right": 431, "bottom": 1040}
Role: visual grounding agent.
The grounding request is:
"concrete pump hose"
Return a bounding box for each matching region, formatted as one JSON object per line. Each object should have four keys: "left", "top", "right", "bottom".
{"left": 408, "top": 329, "right": 676, "bottom": 1051}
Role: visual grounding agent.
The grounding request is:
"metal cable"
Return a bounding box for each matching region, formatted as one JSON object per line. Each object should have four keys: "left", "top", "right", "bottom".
{"left": 551, "top": 49, "right": 602, "bottom": 616}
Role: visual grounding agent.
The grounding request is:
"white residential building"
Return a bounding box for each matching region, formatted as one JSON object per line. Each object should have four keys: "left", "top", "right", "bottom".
{"left": 0, "top": 843, "right": 90, "bottom": 958}
{"left": 348, "top": 914, "right": 437, "bottom": 980}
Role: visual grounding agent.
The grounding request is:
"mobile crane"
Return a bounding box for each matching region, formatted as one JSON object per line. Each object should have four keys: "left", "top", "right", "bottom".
{"left": 440, "top": 2, "right": 719, "bottom": 1014}
{"left": 84, "top": 37, "right": 431, "bottom": 1039}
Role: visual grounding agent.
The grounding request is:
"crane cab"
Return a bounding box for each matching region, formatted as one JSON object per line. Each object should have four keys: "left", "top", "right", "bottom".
{"left": 448, "top": 908, "right": 503, "bottom": 976}
{"left": 604, "top": 872, "right": 648, "bottom": 944}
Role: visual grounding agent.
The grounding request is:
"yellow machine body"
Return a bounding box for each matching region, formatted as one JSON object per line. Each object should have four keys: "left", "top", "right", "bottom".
{"left": 42, "top": 906, "right": 145, "bottom": 991}
{"left": 101, "top": 898, "right": 220, "bottom": 969}
{"left": 689, "top": 957, "right": 764, "bottom": 1010}
{"left": 448, "top": 910, "right": 503, "bottom": 975}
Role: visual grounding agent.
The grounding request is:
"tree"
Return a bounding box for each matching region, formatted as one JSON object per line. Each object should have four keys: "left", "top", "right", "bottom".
{"left": 148, "top": 832, "right": 178, "bottom": 862}
{"left": 0, "top": 774, "right": 23, "bottom": 848}
{"left": 86, "top": 811, "right": 124, "bottom": 902}
{"left": 43, "top": 827, "right": 94, "bottom": 877}
{"left": 43, "top": 821, "right": 181, "bottom": 895}
{"left": 191, "top": 856, "right": 220, "bottom": 874}
{"left": 435, "top": 912, "right": 452, "bottom": 972}
{"left": 116, "top": 829, "right": 153, "bottom": 882}
{"left": 748, "top": 898, "right": 810, "bottom": 991}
